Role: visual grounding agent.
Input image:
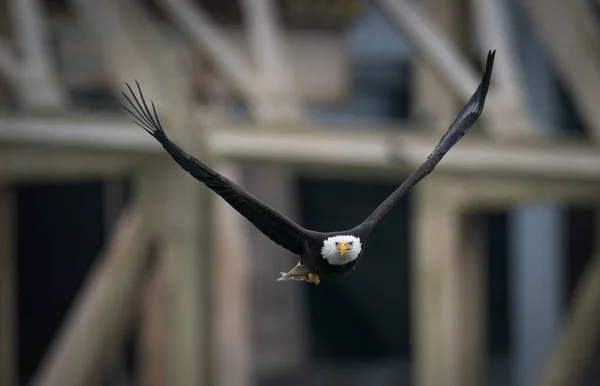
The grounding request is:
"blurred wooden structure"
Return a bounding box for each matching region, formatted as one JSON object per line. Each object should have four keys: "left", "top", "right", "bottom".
{"left": 1, "top": 0, "right": 600, "bottom": 386}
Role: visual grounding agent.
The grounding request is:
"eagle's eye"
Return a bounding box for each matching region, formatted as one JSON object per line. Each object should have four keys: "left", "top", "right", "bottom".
{"left": 348, "top": 241, "right": 353, "bottom": 246}
{"left": 335, "top": 241, "right": 339, "bottom": 246}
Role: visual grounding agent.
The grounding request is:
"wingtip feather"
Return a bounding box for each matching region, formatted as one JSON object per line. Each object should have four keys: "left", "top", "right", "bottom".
{"left": 120, "top": 80, "right": 167, "bottom": 140}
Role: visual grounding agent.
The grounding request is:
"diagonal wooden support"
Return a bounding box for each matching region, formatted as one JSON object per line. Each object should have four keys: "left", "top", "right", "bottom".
{"left": 241, "top": 0, "right": 301, "bottom": 121}
{"left": 376, "top": 0, "right": 521, "bottom": 138}
{"left": 473, "top": 0, "right": 536, "bottom": 138}
{"left": 32, "top": 170, "right": 160, "bottom": 386}
{"left": 376, "top": 0, "right": 481, "bottom": 104}
{"left": 524, "top": 0, "right": 600, "bottom": 141}
{"left": 412, "top": 0, "right": 467, "bottom": 135}
{"left": 7, "top": 0, "right": 65, "bottom": 108}
{"left": 158, "top": 0, "right": 265, "bottom": 109}
{"left": 0, "top": 39, "right": 20, "bottom": 82}
{"left": 0, "top": 186, "right": 15, "bottom": 386}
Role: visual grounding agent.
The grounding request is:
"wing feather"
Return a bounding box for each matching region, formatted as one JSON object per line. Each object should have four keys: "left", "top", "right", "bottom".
{"left": 362, "top": 49, "right": 496, "bottom": 226}
{"left": 121, "top": 81, "right": 309, "bottom": 256}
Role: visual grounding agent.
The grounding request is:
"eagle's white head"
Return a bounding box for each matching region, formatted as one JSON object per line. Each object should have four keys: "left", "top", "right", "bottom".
{"left": 321, "top": 235, "right": 362, "bottom": 265}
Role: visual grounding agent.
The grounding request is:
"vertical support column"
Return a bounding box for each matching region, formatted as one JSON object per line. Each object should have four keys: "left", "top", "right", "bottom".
{"left": 210, "top": 160, "right": 252, "bottom": 386}
{"left": 161, "top": 166, "right": 205, "bottom": 386}
{"left": 508, "top": 3, "right": 564, "bottom": 385}
{"left": 413, "top": 180, "right": 486, "bottom": 386}
{"left": 239, "top": 0, "right": 307, "bottom": 381}
{"left": 0, "top": 185, "right": 15, "bottom": 386}
{"left": 243, "top": 164, "right": 309, "bottom": 378}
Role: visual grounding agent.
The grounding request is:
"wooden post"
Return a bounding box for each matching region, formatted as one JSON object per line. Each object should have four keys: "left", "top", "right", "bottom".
{"left": 0, "top": 186, "right": 15, "bottom": 386}
{"left": 242, "top": 165, "right": 309, "bottom": 377}
{"left": 160, "top": 166, "right": 205, "bottom": 386}
{"left": 31, "top": 170, "right": 159, "bottom": 386}
{"left": 412, "top": 179, "right": 486, "bottom": 386}
{"left": 210, "top": 160, "right": 252, "bottom": 386}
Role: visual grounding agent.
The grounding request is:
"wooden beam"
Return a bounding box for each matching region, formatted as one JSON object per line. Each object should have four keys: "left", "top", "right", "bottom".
{"left": 158, "top": 0, "right": 261, "bottom": 106}
{"left": 0, "top": 186, "right": 15, "bottom": 386}
{"left": 524, "top": 0, "right": 600, "bottom": 141}
{"left": 412, "top": 178, "right": 486, "bottom": 386}
{"left": 8, "top": 0, "right": 65, "bottom": 108}
{"left": 436, "top": 175, "right": 600, "bottom": 210}
{"left": 210, "top": 160, "right": 252, "bottom": 386}
{"left": 32, "top": 171, "right": 159, "bottom": 386}
{"left": 0, "top": 145, "right": 153, "bottom": 182}
{"left": 536, "top": 250, "right": 600, "bottom": 385}
{"left": 375, "top": 0, "right": 481, "bottom": 103}
{"left": 240, "top": 0, "right": 301, "bottom": 121}
{"left": 3, "top": 117, "right": 600, "bottom": 180}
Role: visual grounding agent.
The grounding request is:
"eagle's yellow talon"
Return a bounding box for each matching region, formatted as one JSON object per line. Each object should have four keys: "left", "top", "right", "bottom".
{"left": 306, "top": 273, "right": 320, "bottom": 284}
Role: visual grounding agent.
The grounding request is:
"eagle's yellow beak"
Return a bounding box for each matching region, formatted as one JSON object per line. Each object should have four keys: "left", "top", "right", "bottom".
{"left": 338, "top": 242, "right": 347, "bottom": 255}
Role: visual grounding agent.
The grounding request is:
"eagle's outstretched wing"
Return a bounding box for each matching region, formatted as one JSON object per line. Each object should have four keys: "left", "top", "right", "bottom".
{"left": 121, "top": 82, "right": 309, "bottom": 256}
{"left": 361, "top": 49, "right": 496, "bottom": 227}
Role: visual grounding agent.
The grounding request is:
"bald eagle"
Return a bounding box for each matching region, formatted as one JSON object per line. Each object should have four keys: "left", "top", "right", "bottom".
{"left": 122, "top": 50, "right": 495, "bottom": 284}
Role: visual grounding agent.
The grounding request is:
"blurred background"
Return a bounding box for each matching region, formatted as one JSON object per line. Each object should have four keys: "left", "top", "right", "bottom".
{"left": 1, "top": 0, "right": 600, "bottom": 385}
